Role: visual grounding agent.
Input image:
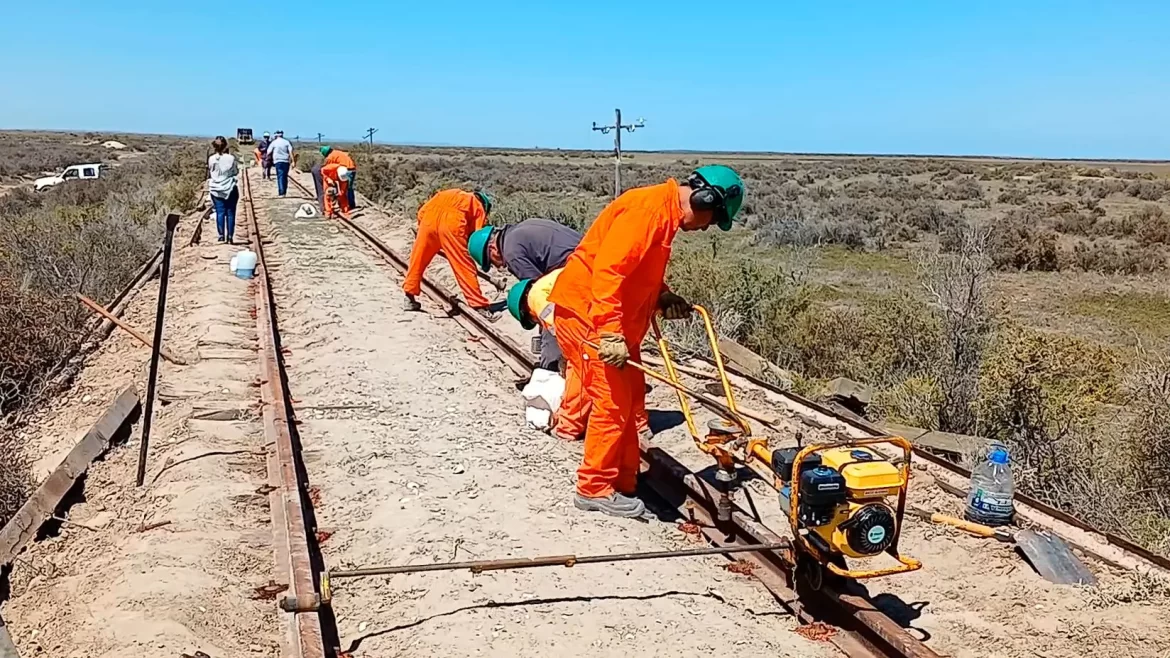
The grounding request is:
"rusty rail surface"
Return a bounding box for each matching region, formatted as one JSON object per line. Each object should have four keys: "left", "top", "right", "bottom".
{"left": 302, "top": 176, "right": 938, "bottom": 658}
{"left": 242, "top": 171, "right": 327, "bottom": 658}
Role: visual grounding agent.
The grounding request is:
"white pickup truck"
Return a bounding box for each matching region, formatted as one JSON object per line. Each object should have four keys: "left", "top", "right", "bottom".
{"left": 34, "top": 163, "right": 104, "bottom": 191}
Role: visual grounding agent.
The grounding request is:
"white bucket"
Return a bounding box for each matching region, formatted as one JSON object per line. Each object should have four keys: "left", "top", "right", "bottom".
{"left": 234, "top": 249, "right": 257, "bottom": 279}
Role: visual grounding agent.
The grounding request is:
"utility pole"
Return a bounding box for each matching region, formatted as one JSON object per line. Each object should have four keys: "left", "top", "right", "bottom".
{"left": 592, "top": 108, "right": 645, "bottom": 198}
{"left": 363, "top": 127, "right": 378, "bottom": 155}
{"left": 316, "top": 132, "right": 324, "bottom": 144}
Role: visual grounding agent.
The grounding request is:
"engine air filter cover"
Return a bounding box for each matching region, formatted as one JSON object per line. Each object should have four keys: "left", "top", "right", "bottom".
{"left": 844, "top": 504, "right": 897, "bottom": 556}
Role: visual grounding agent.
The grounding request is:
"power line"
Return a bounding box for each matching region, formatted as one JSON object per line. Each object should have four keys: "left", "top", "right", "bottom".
{"left": 591, "top": 108, "right": 645, "bottom": 199}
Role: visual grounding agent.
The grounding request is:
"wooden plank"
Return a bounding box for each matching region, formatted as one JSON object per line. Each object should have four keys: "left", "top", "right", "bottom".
{"left": 716, "top": 338, "right": 792, "bottom": 385}
{"left": 0, "top": 386, "right": 140, "bottom": 566}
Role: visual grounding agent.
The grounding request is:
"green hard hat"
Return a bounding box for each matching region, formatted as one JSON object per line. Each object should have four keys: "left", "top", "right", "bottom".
{"left": 507, "top": 279, "right": 537, "bottom": 330}
{"left": 692, "top": 164, "right": 746, "bottom": 231}
{"left": 473, "top": 189, "right": 493, "bottom": 215}
{"left": 467, "top": 226, "right": 494, "bottom": 272}
{"left": 320, "top": 145, "right": 332, "bottom": 156}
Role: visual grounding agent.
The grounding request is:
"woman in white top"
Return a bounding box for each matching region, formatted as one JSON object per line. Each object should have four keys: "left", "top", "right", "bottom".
{"left": 207, "top": 136, "right": 240, "bottom": 243}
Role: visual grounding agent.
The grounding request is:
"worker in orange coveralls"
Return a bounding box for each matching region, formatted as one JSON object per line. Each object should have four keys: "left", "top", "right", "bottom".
{"left": 549, "top": 165, "right": 745, "bottom": 518}
{"left": 320, "top": 146, "right": 358, "bottom": 210}
{"left": 402, "top": 189, "right": 499, "bottom": 321}
{"left": 320, "top": 163, "right": 352, "bottom": 219}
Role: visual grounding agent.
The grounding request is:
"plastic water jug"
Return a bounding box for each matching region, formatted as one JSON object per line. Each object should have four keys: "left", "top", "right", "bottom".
{"left": 234, "top": 249, "right": 257, "bottom": 280}
{"left": 965, "top": 443, "right": 1015, "bottom": 526}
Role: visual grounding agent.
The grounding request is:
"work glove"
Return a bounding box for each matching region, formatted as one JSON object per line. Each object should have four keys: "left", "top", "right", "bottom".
{"left": 657, "top": 290, "right": 693, "bottom": 320}
{"left": 597, "top": 332, "right": 630, "bottom": 368}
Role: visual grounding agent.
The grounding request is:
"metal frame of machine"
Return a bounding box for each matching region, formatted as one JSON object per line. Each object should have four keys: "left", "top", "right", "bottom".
{"left": 651, "top": 305, "right": 921, "bottom": 584}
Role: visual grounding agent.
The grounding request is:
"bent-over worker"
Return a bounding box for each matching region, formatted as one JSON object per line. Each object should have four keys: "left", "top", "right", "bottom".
{"left": 321, "top": 146, "right": 357, "bottom": 209}
{"left": 548, "top": 165, "right": 746, "bottom": 518}
{"left": 320, "top": 163, "right": 351, "bottom": 219}
{"left": 403, "top": 189, "right": 498, "bottom": 321}
{"left": 468, "top": 218, "right": 583, "bottom": 369}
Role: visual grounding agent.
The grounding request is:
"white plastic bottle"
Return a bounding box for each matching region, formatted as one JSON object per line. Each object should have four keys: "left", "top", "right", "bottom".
{"left": 235, "top": 249, "right": 258, "bottom": 280}
{"left": 965, "top": 443, "right": 1015, "bottom": 526}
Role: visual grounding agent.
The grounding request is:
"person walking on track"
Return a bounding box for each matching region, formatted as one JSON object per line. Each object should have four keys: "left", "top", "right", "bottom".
{"left": 320, "top": 145, "right": 358, "bottom": 209}
{"left": 207, "top": 136, "right": 240, "bottom": 244}
{"left": 402, "top": 188, "right": 499, "bottom": 321}
{"left": 266, "top": 130, "right": 294, "bottom": 196}
{"left": 255, "top": 132, "right": 272, "bottom": 179}
{"left": 548, "top": 165, "right": 746, "bottom": 518}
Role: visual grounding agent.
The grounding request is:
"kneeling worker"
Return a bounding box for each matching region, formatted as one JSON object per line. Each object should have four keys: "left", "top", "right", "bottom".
{"left": 548, "top": 165, "right": 745, "bottom": 518}
{"left": 320, "top": 145, "right": 357, "bottom": 209}
{"left": 403, "top": 189, "right": 498, "bottom": 321}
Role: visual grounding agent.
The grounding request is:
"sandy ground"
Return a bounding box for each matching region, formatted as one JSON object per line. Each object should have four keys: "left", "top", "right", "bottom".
{"left": 338, "top": 177, "right": 1170, "bottom": 658}
{"left": 3, "top": 212, "right": 282, "bottom": 657}
{"left": 269, "top": 170, "right": 835, "bottom": 657}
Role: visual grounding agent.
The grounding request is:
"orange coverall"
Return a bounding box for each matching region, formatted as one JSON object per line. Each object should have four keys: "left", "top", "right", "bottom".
{"left": 323, "top": 149, "right": 356, "bottom": 170}
{"left": 320, "top": 163, "right": 351, "bottom": 217}
{"left": 549, "top": 179, "right": 684, "bottom": 497}
{"left": 403, "top": 189, "right": 490, "bottom": 308}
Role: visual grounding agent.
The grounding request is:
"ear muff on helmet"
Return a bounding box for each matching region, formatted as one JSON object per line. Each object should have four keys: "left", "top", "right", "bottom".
{"left": 687, "top": 166, "right": 745, "bottom": 231}
{"left": 688, "top": 175, "right": 723, "bottom": 211}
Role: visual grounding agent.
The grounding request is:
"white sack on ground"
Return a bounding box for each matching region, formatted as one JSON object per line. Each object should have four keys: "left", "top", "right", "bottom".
{"left": 521, "top": 368, "right": 565, "bottom": 430}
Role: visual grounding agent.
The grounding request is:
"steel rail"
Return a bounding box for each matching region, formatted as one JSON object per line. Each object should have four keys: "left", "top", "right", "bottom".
{"left": 242, "top": 171, "right": 327, "bottom": 658}
{"left": 287, "top": 175, "right": 534, "bottom": 377}
{"left": 305, "top": 177, "right": 937, "bottom": 658}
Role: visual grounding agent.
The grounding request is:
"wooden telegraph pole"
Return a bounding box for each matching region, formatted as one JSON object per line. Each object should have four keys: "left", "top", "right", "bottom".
{"left": 592, "top": 109, "right": 645, "bottom": 199}
{"left": 363, "top": 127, "right": 378, "bottom": 155}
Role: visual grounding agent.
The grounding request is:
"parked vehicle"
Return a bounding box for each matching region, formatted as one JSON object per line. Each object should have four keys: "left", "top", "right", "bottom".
{"left": 34, "top": 163, "right": 104, "bottom": 191}
{"left": 237, "top": 128, "right": 255, "bottom": 145}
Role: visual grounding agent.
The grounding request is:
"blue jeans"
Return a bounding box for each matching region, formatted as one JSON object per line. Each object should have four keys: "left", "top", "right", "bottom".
{"left": 346, "top": 171, "right": 357, "bottom": 208}
{"left": 212, "top": 187, "right": 239, "bottom": 240}
{"left": 274, "top": 161, "right": 290, "bottom": 196}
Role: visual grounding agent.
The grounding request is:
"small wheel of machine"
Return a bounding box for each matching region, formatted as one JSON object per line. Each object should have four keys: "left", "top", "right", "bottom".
{"left": 798, "top": 553, "right": 825, "bottom": 591}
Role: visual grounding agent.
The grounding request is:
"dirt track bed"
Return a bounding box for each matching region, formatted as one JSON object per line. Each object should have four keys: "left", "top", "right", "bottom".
{"left": 3, "top": 212, "right": 281, "bottom": 657}
{"left": 268, "top": 170, "right": 833, "bottom": 657}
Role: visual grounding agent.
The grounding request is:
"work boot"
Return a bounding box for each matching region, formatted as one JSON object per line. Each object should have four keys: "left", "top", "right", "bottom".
{"left": 573, "top": 492, "right": 646, "bottom": 518}
{"left": 473, "top": 307, "right": 501, "bottom": 323}
{"left": 403, "top": 294, "right": 422, "bottom": 312}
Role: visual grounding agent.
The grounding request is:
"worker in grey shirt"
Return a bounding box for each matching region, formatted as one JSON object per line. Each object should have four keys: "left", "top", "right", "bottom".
{"left": 468, "top": 218, "right": 582, "bottom": 370}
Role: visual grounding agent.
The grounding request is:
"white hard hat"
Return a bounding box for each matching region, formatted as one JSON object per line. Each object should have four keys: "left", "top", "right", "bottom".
{"left": 337, "top": 166, "right": 350, "bottom": 178}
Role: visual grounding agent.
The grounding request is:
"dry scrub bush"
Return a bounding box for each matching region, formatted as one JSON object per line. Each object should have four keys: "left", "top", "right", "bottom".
{"left": 0, "top": 133, "right": 108, "bottom": 180}
{"left": 1118, "top": 348, "right": 1170, "bottom": 551}
{"left": 920, "top": 224, "right": 994, "bottom": 434}
{"left": 1126, "top": 180, "right": 1168, "bottom": 201}
{"left": 0, "top": 147, "right": 204, "bottom": 415}
{"left": 988, "top": 211, "right": 1060, "bottom": 271}
{"left": 977, "top": 324, "right": 1120, "bottom": 497}
{"left": 662, "top": 239, "right": 813, "bottom": 359}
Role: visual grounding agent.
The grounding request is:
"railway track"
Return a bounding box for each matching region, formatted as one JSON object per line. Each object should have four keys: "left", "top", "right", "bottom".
{"left": 283, "top": 174, "right": 938, "bottom": 658}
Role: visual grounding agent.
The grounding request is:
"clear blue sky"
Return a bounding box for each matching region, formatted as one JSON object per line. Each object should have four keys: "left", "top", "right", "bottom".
{"left": 2, "top": 1, "right": 1169, "bottom": 158}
